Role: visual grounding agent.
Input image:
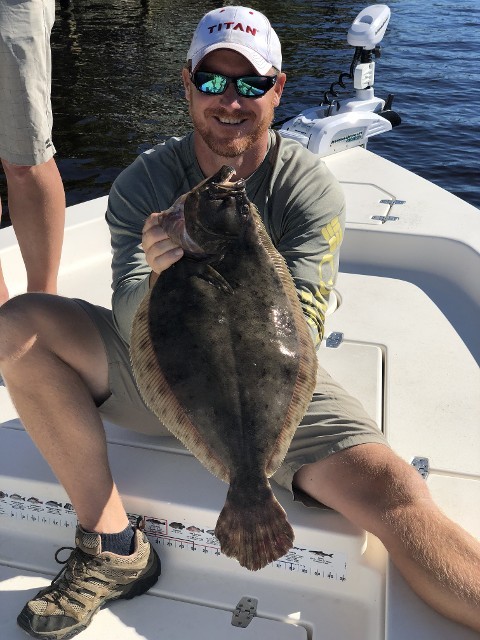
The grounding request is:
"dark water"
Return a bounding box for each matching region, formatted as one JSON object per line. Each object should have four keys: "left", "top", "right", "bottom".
{"left": 1, "top": 0, "right": 479, "bottom": 216}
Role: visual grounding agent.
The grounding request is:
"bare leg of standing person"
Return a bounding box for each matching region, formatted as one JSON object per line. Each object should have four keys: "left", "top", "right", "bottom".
{"left": 1, "top": 158, "right": 65, "bottom": 296}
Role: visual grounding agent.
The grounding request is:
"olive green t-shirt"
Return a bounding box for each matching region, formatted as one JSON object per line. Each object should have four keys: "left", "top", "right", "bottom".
{"left": 106, "top": 130, "right": 345, "bottom": 348}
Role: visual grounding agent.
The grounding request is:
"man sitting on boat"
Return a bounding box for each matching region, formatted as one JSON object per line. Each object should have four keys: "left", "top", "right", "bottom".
{"left": 0, "top": 6, "right": 479, "bottom": 639}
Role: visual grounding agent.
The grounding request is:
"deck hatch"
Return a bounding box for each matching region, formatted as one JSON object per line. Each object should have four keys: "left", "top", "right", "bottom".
{"left": 321, "top": 341, "right": 384, "bottom": 428}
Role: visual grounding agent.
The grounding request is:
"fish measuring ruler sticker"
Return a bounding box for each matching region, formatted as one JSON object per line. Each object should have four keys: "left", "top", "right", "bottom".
{"left": 0, "top": 489, "right": 77, "bottom": 530}
{"left": 131, "top": 512, "right": 348, "bottom": 582}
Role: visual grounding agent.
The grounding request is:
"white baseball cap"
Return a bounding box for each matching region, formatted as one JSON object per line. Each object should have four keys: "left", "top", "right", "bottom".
{"left": 187, "top": 6, "right": 282, "bottom": 75}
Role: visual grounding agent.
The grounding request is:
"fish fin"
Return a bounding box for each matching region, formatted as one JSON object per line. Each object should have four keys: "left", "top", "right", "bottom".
{"left": 194, "top": 264, "right": 234, "bottom": 295}
{"left": 247, "top": 205, "right": 318, "bottom": 476}
{"left": 130, "top": 290, "right": 230, "bottom": 483}
{"left": 214, "top": 478, "right": 294, "bottom": 571}
{"left": 156, "top": 260, "right": 233, "bottom": 295}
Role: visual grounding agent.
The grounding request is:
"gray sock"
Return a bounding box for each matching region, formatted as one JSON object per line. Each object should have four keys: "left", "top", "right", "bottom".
{"left": 99, "top": 524, "right": 135, "bottom": 556}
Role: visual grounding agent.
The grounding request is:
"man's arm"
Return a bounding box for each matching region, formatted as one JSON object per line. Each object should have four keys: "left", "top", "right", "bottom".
{"left": 269, "top": 154, "right": 346, "bottom": 347}
{"left": 106, "top": 153, "right": 183, "bottom": 343}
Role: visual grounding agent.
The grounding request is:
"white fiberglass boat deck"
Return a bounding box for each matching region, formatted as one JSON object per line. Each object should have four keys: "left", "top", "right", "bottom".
{"left": 1, "top": 147, "right": 479, "bottom": 640}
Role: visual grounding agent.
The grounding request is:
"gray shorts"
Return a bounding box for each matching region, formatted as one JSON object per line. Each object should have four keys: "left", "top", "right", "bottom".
{"left": 0, "top": 0, "right": 56, "bottom": 165}
{"left": 76, "top": 300, "right": 388, "bottom": 499}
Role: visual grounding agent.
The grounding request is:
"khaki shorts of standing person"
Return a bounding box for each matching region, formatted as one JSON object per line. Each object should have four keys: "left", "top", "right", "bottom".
{"left": 0, "top": 0, "right": 56, "bottom": 166}
{"left": 76, "top": 300, "right": 389, "bottom": 504}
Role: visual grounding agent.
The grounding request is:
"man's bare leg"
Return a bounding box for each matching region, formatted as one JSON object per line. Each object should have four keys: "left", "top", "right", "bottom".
{"left": 1, "top": 158, "right": 65, "bottom": 296}
{"left": 294, "top": 443, "right": 480, "bottom": 632}
{"left": 0, "top": 293, "right": 127, "bottom": 533}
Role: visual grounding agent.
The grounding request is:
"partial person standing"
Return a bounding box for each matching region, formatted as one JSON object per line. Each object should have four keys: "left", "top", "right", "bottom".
{"left": 0, "top": 0, "right": 65, "bottom": 304}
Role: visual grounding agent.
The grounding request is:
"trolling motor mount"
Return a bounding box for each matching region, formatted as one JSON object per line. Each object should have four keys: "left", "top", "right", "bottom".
{"left": 278, "top": 4, "right": 401, "bottom": 157}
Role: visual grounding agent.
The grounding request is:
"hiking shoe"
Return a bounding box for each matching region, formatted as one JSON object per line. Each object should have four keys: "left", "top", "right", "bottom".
{"left": 17, "top": 524, "right": 161, "bottom": 639}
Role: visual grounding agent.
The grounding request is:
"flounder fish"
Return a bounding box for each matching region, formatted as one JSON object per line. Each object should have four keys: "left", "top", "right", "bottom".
{"left": 130, "top": 166, "right": 317, "bottom": 570}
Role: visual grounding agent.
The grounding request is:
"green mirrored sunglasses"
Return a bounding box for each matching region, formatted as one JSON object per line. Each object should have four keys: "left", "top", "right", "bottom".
{"left": 191, "top": 71, "right": 277, "bottom": 98}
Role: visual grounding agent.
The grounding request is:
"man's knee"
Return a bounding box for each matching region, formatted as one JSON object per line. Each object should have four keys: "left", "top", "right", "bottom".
{"left": 338, "top": 447, "right": 434, "bottom": 538}
{"left": 368, "top": 456, "right": 430, "bottom": 515}
{"left": 0, "top": 294, "right": 41, "bottom": 366}
{"left": 0, "top": 294, "right": 110, "bottom": 400}
{"left": 1, "top": 158, "right": 56, "bottom": 184}
{"left": 295, "top": 444, "right": 432, "bottom": 533}
{"left": 1, "top": 159, "right": 34, "bottom": 180}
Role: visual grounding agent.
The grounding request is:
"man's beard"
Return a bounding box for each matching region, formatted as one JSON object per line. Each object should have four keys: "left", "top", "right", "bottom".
{"left": 191, "top": 105, "right": 275, "bottom": 158}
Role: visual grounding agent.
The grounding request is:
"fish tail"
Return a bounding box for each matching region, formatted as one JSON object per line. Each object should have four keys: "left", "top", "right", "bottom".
{"left": 214, "top": 479, "right": 294, "bottom": 571}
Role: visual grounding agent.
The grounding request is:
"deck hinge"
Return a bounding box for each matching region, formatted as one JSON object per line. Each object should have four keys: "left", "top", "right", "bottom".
{"left": 231, "top": 596, "right": 258, "bottom": 628}
{"left": 371, "top": 214, "right": 399, "bottom": 223}
{"left": 373, "top": 199, "right": 405, "bottom": 223}
{"left": 411, "top": 456, "right": 429, "bottom": 480}
{"left": 326, "top": 332, "right": 344, "bottom": 348}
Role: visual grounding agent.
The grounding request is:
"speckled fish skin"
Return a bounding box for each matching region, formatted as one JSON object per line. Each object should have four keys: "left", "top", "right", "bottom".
{"left": 130, "top": 166, "right": 317, "bottom": 571}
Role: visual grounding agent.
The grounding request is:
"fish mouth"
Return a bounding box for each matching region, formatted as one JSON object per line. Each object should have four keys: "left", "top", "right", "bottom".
{"left": 204, "top": 166, "right": 246, "bottom": 194}
{"left": 210, "top": 165, "right": 236, "bottom": 184}
{"left": 208, "top": 180, "right": 246, "bottom": 196}
{"left": 205, "top": 174, "right": 247, "bottom": 207}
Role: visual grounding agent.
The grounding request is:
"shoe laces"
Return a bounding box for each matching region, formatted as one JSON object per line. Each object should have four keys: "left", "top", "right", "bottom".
{"left": 41, "top": 546, "right": 106, "bottom": 610}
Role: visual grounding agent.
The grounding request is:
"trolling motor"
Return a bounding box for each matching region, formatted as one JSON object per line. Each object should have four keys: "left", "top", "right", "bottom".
{"left": 278, "top": 4, "right": 401, "bottom": 157}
